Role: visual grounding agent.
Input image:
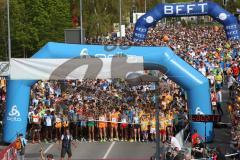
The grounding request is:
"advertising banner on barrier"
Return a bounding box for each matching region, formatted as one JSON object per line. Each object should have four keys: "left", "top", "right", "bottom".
{"left": 0, "top": 141, "right": 17, "bottom": 160}
{"left": 10, "top": 57, "right": 144, "bottom": 80}
{"left": 0, "top": 62, "right": 9, "bottom": 77}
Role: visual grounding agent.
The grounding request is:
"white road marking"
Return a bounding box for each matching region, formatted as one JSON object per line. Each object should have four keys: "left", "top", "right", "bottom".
{"left": 103, "top": 141, "right": 115, "bottom": 159}
{"left": 44, "top": 143, "right": 54, "bottom": 154}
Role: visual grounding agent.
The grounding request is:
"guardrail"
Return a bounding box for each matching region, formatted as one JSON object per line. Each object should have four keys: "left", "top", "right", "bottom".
{"left": 0, "top": 62, "right": 9, "bottom": 77}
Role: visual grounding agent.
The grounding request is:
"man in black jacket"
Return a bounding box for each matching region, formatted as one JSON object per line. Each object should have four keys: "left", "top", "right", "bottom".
{"left": 60, "top": 129, "right": 76, "bottom": 160}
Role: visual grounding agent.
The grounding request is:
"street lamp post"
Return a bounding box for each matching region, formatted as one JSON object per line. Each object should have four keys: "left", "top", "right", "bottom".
{"left": 155, "top": 82, "right": 160, "bottom": 160}
{"left": 80, "top": 0, "right": 83, "bottom": 44}
{"left": 162, "top": 0, "right": 166, "bottom": 24}
{"left": 119, "top": 0, "right": 122, "bottom": 39}
{"left": 7, "top": 0, "right": 11, "bottom": 60}
{"left": 144, "top": 0, "right": 147, "bottom": 12}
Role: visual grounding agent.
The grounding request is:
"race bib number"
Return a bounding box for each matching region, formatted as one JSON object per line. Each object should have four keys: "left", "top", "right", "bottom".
{"left": 99, "top": 117, "right": 105, "bottom": 121}
{"left": 112, "top": 118, "right": 117, "bottom": 122}
{"left": 134, "top": 117, "right": 139, "bottom": 124}
{"left": 168, "top": 120, "right": 172, "bottom": 125}
{"left": 63, "top": 122, "right": 68, "bottom": 127}
{"left": 56, "top": 117, "right": 61, "bottom": 122}
{"left": 33, "top": 117, "right": 39, "bottom": 123}
{"left": 46, "top": 117, "right": 52, "bottom": 126}
{"left": 88, "top": 117, "right": 94, "bottom": 121}
{"left": 212, "top": 102, "right": 216, "bottom": 105}
{"left": 121, "top": 119, "right": 127, "bottom": 123}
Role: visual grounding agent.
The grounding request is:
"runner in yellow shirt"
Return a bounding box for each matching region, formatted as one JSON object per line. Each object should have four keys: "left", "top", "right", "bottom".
{"left": 140, "top": 115, "right": 149, "bottom": 142}
{"left": 150, "top": 115, "right": 156, "bottom": 141}
{"left": 110, "top": 108, "right": 119, "bottom": 141}
{"left": 215, "top": 69, "right": 223, "bottom": 89}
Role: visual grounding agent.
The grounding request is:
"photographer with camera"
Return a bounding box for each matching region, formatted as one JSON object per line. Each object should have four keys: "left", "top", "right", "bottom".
{"left": 192, "top": 137, "right": 204, "bottom": 159}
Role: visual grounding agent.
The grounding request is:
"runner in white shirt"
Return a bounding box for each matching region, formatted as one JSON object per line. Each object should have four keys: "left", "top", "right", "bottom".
{"left": 198, "top": 62, "right": 206, "bottom": 76}
{"left": 133, "top": 112, "right": 140, "bottom": 142}
{"left": 44, "top": 110, "right": 54, "bottom": 143}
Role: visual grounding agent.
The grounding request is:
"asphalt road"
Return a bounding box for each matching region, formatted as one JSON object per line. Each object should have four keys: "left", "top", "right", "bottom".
{"left": 25, "top": 141, "right": 156, "bottom": 160}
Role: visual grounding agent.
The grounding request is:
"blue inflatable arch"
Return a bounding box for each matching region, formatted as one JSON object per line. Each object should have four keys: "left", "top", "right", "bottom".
{"left": 133, "top": 1, "right": 240, "bottom": 41}
{"left": 3, "top": 42, "right": 213, "bottom": 143}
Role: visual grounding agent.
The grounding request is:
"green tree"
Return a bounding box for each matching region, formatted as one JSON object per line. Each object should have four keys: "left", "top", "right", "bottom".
{"left": 10, "top": 0, "right": 72, "bottom": 58}
{"left": 0, "top": 0, "right": 7, "bottom": 61}
{"left": 226, "top": 0, "right": 240, "bottom": 13}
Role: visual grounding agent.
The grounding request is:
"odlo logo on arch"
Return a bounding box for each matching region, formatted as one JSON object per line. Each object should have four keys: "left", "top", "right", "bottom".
{"left": 7, "top": 105, "right": 21, "bottom": 121}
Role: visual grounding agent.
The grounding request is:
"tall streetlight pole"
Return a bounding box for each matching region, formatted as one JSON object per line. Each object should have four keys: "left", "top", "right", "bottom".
{"left": 7, "top": 0, "right": 11, "bottom": 60}
{"left": 80, "top": 0, "right": 83, "bottom": 44}
{"left": 155, "top": 82, "right": 160, "bottom": 160}
{"left": 162, "top": 0, "right": 166, "bottom": 24}
{"left": 119, "top": 0, "right": 122, "bottom": 39}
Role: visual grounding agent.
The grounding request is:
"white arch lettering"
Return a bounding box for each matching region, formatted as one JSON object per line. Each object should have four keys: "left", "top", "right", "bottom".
{"left": 164, "top": 5, "right": 173, "bottom": 15}
{"left": 164, "top": 3, "right": 208, "bottom": 15}
{"left": 198, "top": 3, "right": 207, "bottom": 13}
{"left": 187, "top": 4, "right": 195, "bottom": 14}
{"left": 176, "top": 5, "right": 184, "bottom": 14}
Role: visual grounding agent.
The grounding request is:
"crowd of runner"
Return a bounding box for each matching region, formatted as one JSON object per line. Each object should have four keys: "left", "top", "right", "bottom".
{"left": 28, "top": 78, "right": 188, "bottom": 144}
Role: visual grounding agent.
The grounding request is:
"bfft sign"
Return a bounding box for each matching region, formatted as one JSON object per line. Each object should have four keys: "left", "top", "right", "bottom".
{"left": 164, "top": 3, "right": 208, "bottom": 15}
